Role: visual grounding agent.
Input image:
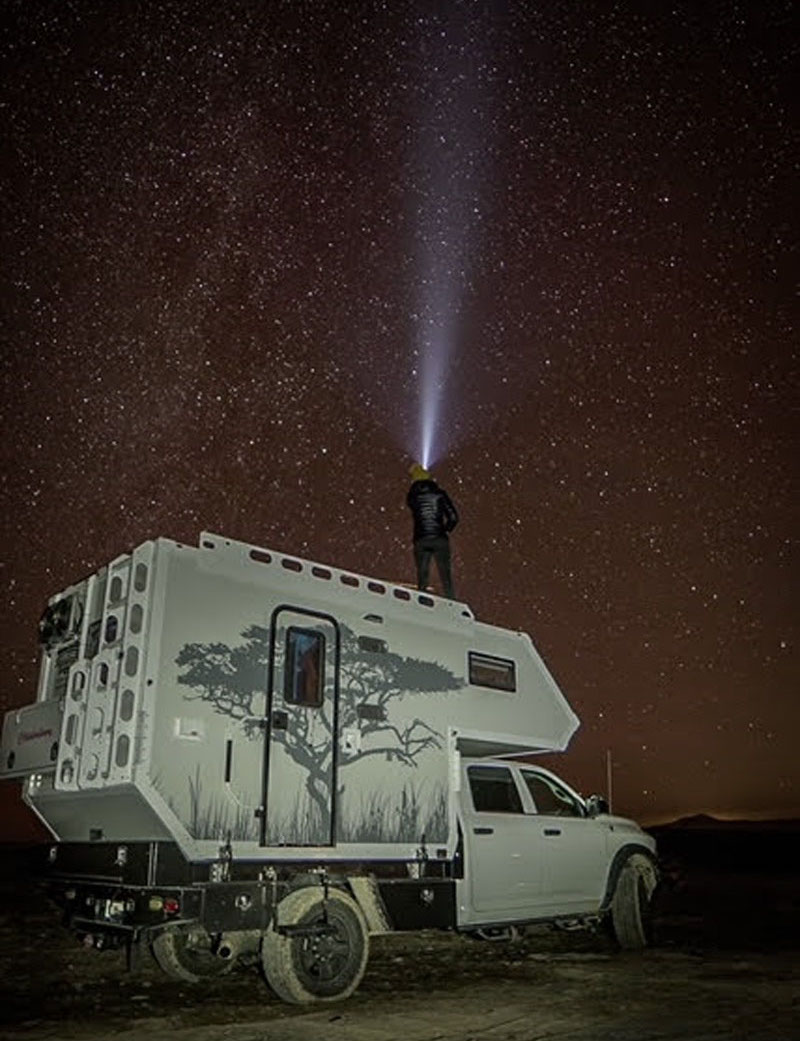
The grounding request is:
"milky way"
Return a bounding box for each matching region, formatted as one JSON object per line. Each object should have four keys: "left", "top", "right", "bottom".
{"left": 1, "top": 0, "right": 796, "bottom": 832}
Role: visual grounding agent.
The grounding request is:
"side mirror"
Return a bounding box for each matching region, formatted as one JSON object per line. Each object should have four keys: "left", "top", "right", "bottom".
{"left": 585, "top": 794, "right": 609, "bottom": 817}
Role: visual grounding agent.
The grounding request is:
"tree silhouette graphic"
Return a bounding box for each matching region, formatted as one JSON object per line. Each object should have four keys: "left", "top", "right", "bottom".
{"left": 175, "top": 623, "right": 463, "bottom": 831}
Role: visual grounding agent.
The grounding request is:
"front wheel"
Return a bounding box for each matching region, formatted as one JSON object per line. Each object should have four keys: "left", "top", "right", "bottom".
{"left": 261, "top": 887, "right": 369, "bottom": 1004}
{"left": 611, "top": 853, "right": 658, "bottom": 949}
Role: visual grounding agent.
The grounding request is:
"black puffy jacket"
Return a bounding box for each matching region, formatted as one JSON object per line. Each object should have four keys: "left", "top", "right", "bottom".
{"left": 407, "top": 479, "right": 459, "bottom": 541}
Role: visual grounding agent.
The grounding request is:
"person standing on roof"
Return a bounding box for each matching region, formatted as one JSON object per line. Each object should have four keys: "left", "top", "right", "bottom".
{"left": 407, "top": 463, "right": 459, "bottom": 599}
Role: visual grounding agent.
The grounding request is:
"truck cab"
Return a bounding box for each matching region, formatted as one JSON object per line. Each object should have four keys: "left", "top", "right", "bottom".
{"left": 458, "top": 757, "right": 656, "bottom": 931}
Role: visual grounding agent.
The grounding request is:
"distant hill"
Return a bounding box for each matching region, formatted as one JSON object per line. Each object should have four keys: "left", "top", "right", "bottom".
{"left": 651, "top": 814, "right": 800, "bottom": 832}
{"left": 664, "top": 814, "right": 722, "bottom": 828}
{"left": 644, "top": 815, "right": 800, "bottom": 871}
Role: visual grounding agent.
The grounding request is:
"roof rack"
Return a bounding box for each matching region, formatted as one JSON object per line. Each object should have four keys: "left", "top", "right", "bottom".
{"left": 199, "top": 532, "right": 475, "bottom": 619}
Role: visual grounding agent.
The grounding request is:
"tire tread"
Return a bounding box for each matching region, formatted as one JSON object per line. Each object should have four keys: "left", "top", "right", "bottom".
{"left": 611, "top": 853, "right": 657, "bottom": 949}
{"left": 262, "top": 887, "right": 368, "bottom": 1004}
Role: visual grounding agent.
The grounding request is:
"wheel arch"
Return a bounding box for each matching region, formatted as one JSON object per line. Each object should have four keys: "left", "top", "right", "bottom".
{"left": 600, "top": 843, "right": 659, "bottom": 912}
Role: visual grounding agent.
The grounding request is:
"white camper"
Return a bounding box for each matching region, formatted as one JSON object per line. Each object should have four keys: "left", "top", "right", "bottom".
{"left": 1, "top": 533, "right": 657, "bottom": 1004}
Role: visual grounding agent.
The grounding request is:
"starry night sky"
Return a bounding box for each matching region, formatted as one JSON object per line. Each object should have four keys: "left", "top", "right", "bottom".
{"left": 1, "top": 0, "right": 796, "bottom": 836}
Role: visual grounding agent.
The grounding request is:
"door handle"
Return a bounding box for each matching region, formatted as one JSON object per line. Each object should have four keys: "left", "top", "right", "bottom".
{"left": 473, "top": 826, "right": 494, "bottom": 835}
{"left": 271, "top": 710, "right": 288, "bottom": 730}
{"left": 543, "top": 828, "right": 561, "bottom": 836}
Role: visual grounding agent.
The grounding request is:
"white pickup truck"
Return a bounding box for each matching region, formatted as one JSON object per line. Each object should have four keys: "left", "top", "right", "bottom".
{"left": 457, "top": 757, "right": 657, "bottom": 939}
{"left": 1, "top": 533, "right": 658, "bottom": 1004}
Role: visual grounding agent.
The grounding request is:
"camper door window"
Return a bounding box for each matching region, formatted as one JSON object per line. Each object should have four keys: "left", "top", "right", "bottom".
{"left": 284, "top": 627, "right": 325, "bottom": 708}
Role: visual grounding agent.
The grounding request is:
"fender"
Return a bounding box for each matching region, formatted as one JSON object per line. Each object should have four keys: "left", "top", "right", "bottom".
{"left": 600, "top": 843, "right": 659, "bottom": 912}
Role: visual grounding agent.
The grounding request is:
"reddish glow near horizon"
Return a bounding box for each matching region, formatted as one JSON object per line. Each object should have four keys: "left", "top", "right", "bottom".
{"left": 0, "top": 2, "right": 796, "bottom": 835}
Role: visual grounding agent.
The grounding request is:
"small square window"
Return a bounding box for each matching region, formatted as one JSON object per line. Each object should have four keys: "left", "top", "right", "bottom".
{"left": 284, "top": 627, "right": 325, "bottom": 707}
{"left": 468, "top": 651, "right": 516, "bottom": 692}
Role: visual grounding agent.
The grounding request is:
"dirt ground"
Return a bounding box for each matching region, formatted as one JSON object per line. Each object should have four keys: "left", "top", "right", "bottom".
{"left": 1, "top": 839, "right": 798, "bottom": 1041}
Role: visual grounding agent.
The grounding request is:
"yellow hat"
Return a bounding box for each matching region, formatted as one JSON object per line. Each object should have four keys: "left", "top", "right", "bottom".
{"left": 409, "top": 462, "right": 431, "bottom": 481}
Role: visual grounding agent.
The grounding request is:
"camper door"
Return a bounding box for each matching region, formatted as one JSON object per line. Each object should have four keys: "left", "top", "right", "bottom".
{"left": 263, "top": 607, "right": 339, "bottom": 846}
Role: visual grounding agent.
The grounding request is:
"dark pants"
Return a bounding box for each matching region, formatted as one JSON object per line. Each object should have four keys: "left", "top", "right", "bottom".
{"left": 413, "top": 536, "right": 454, "bottom": 599}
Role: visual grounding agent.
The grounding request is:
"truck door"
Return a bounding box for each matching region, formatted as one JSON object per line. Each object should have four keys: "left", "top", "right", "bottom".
{"left": 262, "top": 607, "right": 339, "bottom": 846}
{"left": 518, "top": 768, "right": 607, "bottom": 909}
{"left": 461, "top": 763, "right": 545, "bottom": 923}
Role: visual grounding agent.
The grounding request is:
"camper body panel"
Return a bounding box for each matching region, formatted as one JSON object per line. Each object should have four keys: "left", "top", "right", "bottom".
{"left": 8, "top": 532, "right": 578, "bottom": 867}
{"left": 21, "top": 780, "right": 173, "bottom": 842}
{"left": 141, "top": 538, "right": 459, "bottom": 862}
{"left": 0, "top": 699, "right": 62, "bottom": 778}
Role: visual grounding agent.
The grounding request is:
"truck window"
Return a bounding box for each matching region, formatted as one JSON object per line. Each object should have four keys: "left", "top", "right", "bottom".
{"left": 284, "top": 627, "right": 325, "bottom": 708}
{"left": 468, "top": 765, "right": 523, "bottom": 813}
{"left": 522, "top": 771, "right": 582, "bottom": 817}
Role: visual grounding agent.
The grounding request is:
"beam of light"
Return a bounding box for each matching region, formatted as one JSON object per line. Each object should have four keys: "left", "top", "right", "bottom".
{"left": 419, "top": 311, "right": 457, "bottom": 470}
{"left": 409, "top": 10, "right": 492, "bottom": 472}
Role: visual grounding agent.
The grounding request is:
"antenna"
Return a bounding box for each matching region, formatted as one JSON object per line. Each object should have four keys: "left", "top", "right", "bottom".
{"left": 606, "top": 748, "right": 613, "bottom": 813}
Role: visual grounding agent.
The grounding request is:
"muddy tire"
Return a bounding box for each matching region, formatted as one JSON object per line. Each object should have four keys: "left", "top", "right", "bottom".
{"left": 151, "top": 925, "right": 236, "bottom": 983}
{"left": 611, "top": 853, "right": 658, "bottom": 949}
{"left": 261, "top": 887, "right": 369, "bottom": 1004}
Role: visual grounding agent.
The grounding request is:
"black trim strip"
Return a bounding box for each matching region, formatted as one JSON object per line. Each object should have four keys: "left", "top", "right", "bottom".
{"left": 224, "top": 739, "right": 233, "bottom": 783}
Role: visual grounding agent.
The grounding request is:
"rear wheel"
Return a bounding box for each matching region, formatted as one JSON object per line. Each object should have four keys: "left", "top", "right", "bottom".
{"left": 611, "top": 853, "right": 658, "bottom": 949}
{"left": 261, "top": 887, "right": 369, "bottom": 1004}
{"left": 151, "top": 925, "right": 236, "bottom": 982}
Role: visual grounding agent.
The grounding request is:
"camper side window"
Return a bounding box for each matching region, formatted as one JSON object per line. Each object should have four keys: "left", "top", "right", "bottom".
{"left": 468, "top": 652, "right": 516, "bottom": 692}
{"left": 284, "top": 627, "right": 325, "bottom": 708}
{"left": 468, "top": 765, "right": 523, "bottom": 814}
